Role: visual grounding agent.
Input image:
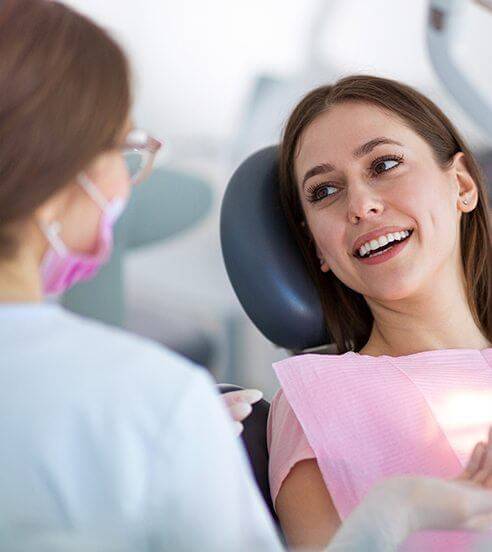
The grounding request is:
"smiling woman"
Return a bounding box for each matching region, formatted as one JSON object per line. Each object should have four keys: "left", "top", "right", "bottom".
{"left": 268, "top": 75, "right": 492, "bottom": 551}
{"left": 279, "top": 75, "right": 491, "bottom": 355}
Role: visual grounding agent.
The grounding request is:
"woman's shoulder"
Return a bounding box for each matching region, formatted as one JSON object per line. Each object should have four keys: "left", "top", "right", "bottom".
{"left": 267, "top": 387, "right": 316, "bottom": 504}
{"left": 270, "top": 386, "right": 289, "bottom": 410}
{"left": 268, "top": 387, "right": 310, "bottom": 447}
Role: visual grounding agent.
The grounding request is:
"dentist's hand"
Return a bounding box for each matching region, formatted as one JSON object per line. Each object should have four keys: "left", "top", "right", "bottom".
{"left": 222, "top": 388, "right": 263, "bottom": 436}
{"left": 328, "top": 476, "right": 492, "bottom": 551}
{"left": 328, "top": 429, "right": 492, "bottom": 550}
{"left": 373, "top": 428, "right": 492, "bottom": 534}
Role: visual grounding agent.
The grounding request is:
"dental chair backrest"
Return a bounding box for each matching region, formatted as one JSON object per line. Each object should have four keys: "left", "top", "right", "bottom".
{"left": 220, "top": 146, "right": 334, "bottom": 526}
{"left": 221, "top": 145, "right": 331, "bottom": 352}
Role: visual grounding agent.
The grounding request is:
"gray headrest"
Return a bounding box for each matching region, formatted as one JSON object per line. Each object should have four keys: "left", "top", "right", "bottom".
{"left": 220, "top": 146, "right": 330, "bottom": 351}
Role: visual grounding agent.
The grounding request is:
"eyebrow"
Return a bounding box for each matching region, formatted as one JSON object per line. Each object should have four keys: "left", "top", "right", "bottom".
{"left": 301, "top": 137, "right": 404, "bottom": 188}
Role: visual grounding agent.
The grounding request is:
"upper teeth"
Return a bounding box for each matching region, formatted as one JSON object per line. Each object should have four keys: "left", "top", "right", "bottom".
{"left": 358, "top": 230, "right": 410, "bottom": 257}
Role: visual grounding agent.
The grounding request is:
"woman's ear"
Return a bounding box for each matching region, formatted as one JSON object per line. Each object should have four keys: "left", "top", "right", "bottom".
{"left": 315, "top": 244, "right": 330, "bottom": 273}
{"left": 452, "top": 152, "right": 478, "bottom": 213}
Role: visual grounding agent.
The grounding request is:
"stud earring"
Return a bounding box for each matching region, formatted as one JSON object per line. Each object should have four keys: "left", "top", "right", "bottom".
{"left": 463, "top": 197, "right": 469, "bottom": 205}
{"left": 320, "top": 259, "right": 330, "bottom": 273}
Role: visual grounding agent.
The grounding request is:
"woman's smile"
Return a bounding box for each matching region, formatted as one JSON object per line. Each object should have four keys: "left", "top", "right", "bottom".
{"left": 354, "top": 228, "right": 414, "bottom": 266}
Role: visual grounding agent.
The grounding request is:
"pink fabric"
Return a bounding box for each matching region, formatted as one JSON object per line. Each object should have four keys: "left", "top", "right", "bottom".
{"left": 267, "top": 389, "right": 315, "bottom": 506}
{"left": 271, "top": 347, "right": 492, "bottom": 551}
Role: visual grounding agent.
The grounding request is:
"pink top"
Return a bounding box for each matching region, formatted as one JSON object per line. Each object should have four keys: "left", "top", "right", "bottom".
{"left": 267, "top": 388, "right": 315, "bottom": 505}
{"left": 268, "top": 347, "right": 492, "bottom": 551}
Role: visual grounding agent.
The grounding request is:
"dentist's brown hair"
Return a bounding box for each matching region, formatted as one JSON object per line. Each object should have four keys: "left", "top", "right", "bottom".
{"left": 279, "top": 75, "right": 492, "bottom": 353}
{"left": 0, "top": 0, "right": 131, "bottom": 256}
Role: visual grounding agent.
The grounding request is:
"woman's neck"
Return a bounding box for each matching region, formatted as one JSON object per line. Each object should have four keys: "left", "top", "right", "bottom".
{"left": 361, "top": 325, "right": 490, "bottom": 357}
{"left": 361, "top": 274, "right": 491, "bottom": 356}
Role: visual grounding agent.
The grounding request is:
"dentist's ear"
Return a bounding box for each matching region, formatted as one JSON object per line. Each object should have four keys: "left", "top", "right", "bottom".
{"left": 34, "top": 179, "right": 75, "bottom": 229}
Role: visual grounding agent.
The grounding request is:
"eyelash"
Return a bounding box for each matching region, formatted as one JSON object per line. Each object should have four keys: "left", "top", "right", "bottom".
{"left": 305, "top": 154, "right": 405, "bottom": 204}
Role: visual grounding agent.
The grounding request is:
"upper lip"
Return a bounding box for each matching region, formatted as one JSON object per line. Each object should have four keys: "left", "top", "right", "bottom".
{"left": 352, "top": 226, "right": 413, "bottom": 256}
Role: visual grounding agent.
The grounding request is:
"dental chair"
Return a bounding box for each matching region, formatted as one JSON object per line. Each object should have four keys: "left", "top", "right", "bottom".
{"left": 219, "top": 145, "right": 334, "bottom": 525}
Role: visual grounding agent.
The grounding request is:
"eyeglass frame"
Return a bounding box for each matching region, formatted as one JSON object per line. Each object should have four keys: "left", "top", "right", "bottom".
{"left": 120, "top": 128, "right": 163, "bottom": 185}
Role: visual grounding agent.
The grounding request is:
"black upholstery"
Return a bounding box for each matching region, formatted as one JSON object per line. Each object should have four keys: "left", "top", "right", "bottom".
{"left": 218, "top": 384, "right": 278, "bottom": 524}
{"left": 220, "top": 146, "right": 330, "bottom": 351}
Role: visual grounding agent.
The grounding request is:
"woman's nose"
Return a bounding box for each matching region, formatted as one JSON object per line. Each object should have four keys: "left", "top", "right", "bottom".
{"left": 346, "top": 183, "right": 384, "bottom": 225}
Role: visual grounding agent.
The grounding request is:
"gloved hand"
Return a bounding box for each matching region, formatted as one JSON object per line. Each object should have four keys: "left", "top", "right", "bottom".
{"left": 222, "top": 388, "right": 263, "bottom": 436}
{"left": 328, "top": 478, "right": 492, "bottom": 551}
{"left": 410, "top": 427, "right": 492, "bottom": 532}
{"left": 328, "top": 428, "right": 492, "bottom": 551}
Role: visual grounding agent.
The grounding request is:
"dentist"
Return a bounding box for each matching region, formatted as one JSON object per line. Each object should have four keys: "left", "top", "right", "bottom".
{"left": 0, "top": 1, "right": 280, "bottom": 550}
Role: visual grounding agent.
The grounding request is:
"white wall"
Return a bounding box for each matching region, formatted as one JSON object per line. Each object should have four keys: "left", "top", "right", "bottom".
{"left": 63, "top": 0, "right": 318, "bottom": 143}
{"left": 64, "top": 0, "right": 492, "bottom": 152}
{"left": 63, "top": 0, "right": 492, "bottom": 395}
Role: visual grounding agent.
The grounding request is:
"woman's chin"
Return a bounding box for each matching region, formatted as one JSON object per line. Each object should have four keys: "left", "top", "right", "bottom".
{"left": 362, "top": 278, "right": 422, "bottom": 303}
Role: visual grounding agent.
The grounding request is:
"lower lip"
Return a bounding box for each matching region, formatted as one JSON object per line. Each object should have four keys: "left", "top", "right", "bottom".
{"left": 355, "top": 233, "right": 412, "bottom": 265}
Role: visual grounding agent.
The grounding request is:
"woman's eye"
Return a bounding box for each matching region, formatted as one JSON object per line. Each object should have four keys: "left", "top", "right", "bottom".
{"left": 373, "top": 158, "right": 400, "bottom": 175}
{"left": 309, "top": 184, "right": 337, "bottom": 202}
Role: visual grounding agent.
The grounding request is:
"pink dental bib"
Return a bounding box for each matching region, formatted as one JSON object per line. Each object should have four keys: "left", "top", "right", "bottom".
{"left": 273, "top": 348, "right": 492, "bottom": 550}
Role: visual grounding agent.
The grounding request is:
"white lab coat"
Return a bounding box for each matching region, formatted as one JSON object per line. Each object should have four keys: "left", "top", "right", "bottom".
{"left": 0, "top": 303, "right": 282, "bottom": 552}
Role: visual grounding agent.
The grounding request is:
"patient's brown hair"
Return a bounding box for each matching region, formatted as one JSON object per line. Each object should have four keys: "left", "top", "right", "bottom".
{"left": 279, "top": 75, "right": 492, "bottom": 353}
{"left": 0, "top": 0, "right": 131, "bottom": 256}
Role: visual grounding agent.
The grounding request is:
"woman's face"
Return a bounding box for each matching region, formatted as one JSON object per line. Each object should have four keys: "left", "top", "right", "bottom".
{"left": 294, "top": 101, "right": 472, "bottom": 302}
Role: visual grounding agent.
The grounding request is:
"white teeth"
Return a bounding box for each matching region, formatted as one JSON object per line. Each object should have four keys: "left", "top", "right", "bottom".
{"left": 357, "top": 229, "right": 412, "bottom": 257}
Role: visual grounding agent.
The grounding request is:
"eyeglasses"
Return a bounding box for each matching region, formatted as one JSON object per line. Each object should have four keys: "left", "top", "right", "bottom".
{"left": 121, "top": 129, "right": 163, "bottom": 185}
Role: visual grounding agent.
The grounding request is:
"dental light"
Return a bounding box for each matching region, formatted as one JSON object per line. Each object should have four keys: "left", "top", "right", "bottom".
{"left": 427, "top": 0, "right": 492, "bottom": 141}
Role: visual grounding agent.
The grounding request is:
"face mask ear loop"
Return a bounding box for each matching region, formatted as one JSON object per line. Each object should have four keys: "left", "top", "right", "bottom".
{"left": 39, "top": 220, "right": 68, "bottom": 257}
{"left": 77, "top": 173, "right": 109, "bottom": 211}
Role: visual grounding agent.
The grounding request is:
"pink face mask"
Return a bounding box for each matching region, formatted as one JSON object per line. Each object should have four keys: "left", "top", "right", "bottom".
{"left": 40, "top": 174, "right": 127, "bottom": 296}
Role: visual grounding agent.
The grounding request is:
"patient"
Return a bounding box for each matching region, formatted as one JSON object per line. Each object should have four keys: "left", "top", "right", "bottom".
{"left": 267, "top": 75, "right": 492, "bottom": 550}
